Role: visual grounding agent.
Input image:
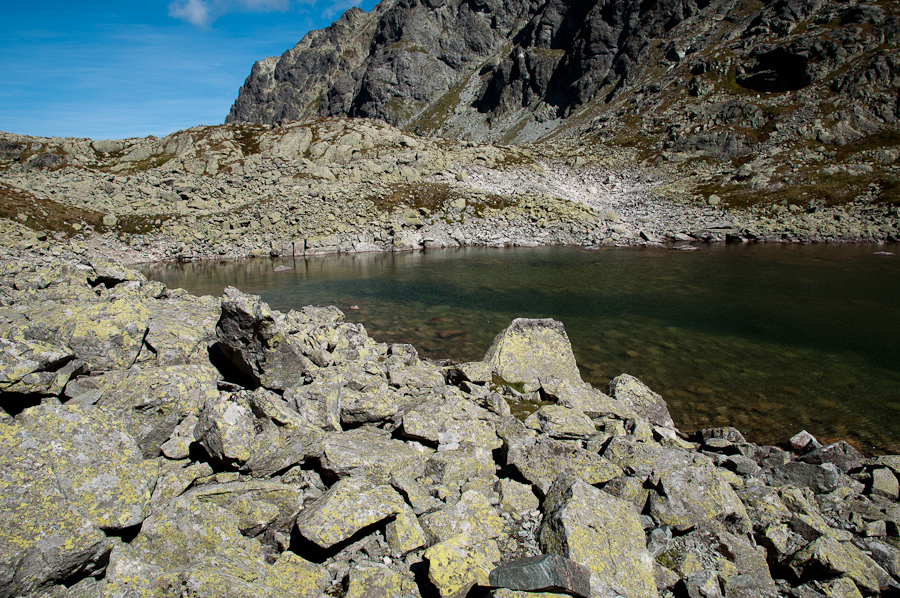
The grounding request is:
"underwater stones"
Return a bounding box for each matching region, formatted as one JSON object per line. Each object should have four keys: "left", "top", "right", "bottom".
{"left": 539, "top": 475, "right": 658, "bottom": 598}
{"left": 484, "top": 318, "right": 582, "bottom": 389}
{"left": 0, "top": 404, "right": 157, "bottom": 596}
{"left": 488, "top": 554, "right": 591, "bottom": 597}
{"left": 607, "top": 374, "right": 674, "bottom": 429}
{"left": 296, "top": 477, "right": 408, "bottom": 549}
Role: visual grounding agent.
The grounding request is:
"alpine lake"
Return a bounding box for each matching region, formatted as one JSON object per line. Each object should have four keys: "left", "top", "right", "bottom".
{"left": 144, "top": 243, "right": 900, "bottom": 455}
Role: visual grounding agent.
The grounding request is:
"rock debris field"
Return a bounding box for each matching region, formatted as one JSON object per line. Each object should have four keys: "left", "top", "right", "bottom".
{"left": 1, "top": 235, "right": 899, "bottom": 598}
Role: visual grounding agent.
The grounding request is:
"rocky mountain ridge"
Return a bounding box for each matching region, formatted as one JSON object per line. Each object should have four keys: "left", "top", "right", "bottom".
{"left": 227, "top": 0, "right": 900, "bottom": 208}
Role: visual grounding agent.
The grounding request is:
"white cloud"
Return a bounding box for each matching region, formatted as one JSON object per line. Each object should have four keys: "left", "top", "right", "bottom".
{"left": 168, "top": 0, "right": 293, "bottom": 27}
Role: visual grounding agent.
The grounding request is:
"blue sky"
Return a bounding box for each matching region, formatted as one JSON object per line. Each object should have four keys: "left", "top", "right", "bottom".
{"left": 0, "top": 0, "right": 379, "bottom": 140}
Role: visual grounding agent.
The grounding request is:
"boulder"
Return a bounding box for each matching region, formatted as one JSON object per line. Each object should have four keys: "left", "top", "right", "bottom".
{"left": 507, "top": 436, "right": 622, "bottom": 495}
{"left": 488, "top": 554, "right": 591, "bottom": 598}
{"left": 346, "top": 562, "right": 414, "bottom": 598}
{"left": 0, "top": 404, "right": 157, "bottom": 597}
{"left": 524, "top": 405, "right": 596, "bottom": 439}
{"left": 296, "top": 477, "right": 408, "bottom": 549}
{"left": 56, "top": 297, "right": 151, "bottom": 371}
{"left": 403, "top": 395, "right": 501, "bottom": 449}
{"left": 420, "top": 489, "right": 505, "bottom": 544}
{"left": 94, "top": 364, "right": 220, "bottom": 457}
{"left": 484, "top": 319, "right": 582, "bottom": 388}
{"left": 321, "top": 427, "right": 428, "bottom": 484}
{"left": 145, "top": 293, "right": 221, "bottom": 365}
{"left": 424, "top": 533, "right": 502, "bottom": 598}
{"left": 539, "top": 475, "right": 658, "bottom": 598}
{"left": 215, "top": 289, "right": 317, "bottom": 390}
{"left": 800, "top": 441, "right": 865, "bottom": 473}
{"left": 607, "top": 374, "right": 674, "bottom": 428}
{"left": 789, "top": 536, "right": 890, "bottom": 594}
{"left": 0, "top": 338, "right": 78, "bottom": 397}
{"left": 761, "top": 462, "right": 843, "bottom": 494}
{"left": 649, "top": 458, "right": 750, "bottom": 532}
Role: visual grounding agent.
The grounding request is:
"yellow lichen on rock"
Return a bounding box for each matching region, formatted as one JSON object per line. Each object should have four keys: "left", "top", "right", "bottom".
{"left": 424, "top": 533, "right": 501, "bottom": 598}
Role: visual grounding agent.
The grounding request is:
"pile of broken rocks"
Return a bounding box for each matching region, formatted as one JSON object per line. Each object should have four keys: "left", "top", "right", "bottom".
{"left": 0, "top": 250, "right": 899, "bottom": 598}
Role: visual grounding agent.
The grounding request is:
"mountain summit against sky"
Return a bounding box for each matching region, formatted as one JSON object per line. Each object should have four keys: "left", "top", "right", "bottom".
{"left": 226, "top": 0, "right": 899, "bottom": 146}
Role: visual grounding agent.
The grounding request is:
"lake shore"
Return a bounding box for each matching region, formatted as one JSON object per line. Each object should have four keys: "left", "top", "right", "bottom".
{"left": 0, "top": 236, "right": 899, "bottom": 598}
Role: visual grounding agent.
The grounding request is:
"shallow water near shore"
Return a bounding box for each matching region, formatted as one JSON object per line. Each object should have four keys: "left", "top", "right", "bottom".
{"left": 144, "top": 244, "right": 900, "bottom": 454}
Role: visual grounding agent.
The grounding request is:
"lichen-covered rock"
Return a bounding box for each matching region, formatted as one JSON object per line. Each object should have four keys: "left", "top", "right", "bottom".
{"left": 346, "top": 562, "right": 416, "bottom": 598}
{"left": 385, "top": 504, "right": 428, "bottom": 556}
{"left": 790, "top": 536, "right": 890, "bottom": 594}
{"left": 420, "top": 489, "right": 506, "bottom": 544}
{"left": 507, "top": 436, "right": 622, "bottom": 495}
{"left": 195, "top": 390, "right": 323, "bottom": 476}
{"left": 296, "top": 477, "right": 408, "bottom": 548}
{"left": 403, "top": 395, "right": 501, "bottom": 449}
{"left": 649, "top": 458, "right": 750, "bottom": 532}
{"left": 321, "top": 427, "right": 429, "bottom": 483}
{"left": 94, "top": 363, "right": 220, "bottom": 457}
{"left": 484, "top": 319, "right": 582, "bottom": 388}
{"left": 185, "top": 481, "right": 304, "bottom": 537}
{"left": 607, "top": 374, "right": 674, "bottom": 428}
{"left": 524, "top": 405, "right": 596, "bottom": 439}
{"left": 423, "top": 445, "right": 496, "bottom": 496}
{"left": 0, "top": 337, "right": 78, "bottom": 397}
{"left": 0, "top": 404, "right": 157, "bottom": 597}
{"left": 55, "top": 297, "right": 151, "bottom": 371}
{"left": 540, "top": 475, "right": 658, "bottom": 598}
{"left": 424, "top": 533, "right": 502, "bottom": 598}
{"left": 145, "top": 293, "right": 220, "bottom": 365}
{"left": 761, "top": 461, "right": 843, "bottom": 494}
{"left": 497, "top": 478, "right": 540, "bottom": 514}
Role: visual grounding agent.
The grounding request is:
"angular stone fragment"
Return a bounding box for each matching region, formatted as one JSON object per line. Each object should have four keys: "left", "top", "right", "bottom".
{"left": 145, "top": 293, "right": 220, "bottom": 365}
{"left": 0, "top": 404, "right": 158, "bottom": 594}
{"left": 346, "top": 563, "right": 412, "bottom": 598}
{"left": 296, "top": 477, "right": 407, "bottom": 548}
{"left": 452, "top": 361, "right": 493, "bottom": 384}
{"left": 800, "top": 441, "right": 865, "bottom": 474}
{"left": 56, "top": 297, "right": 151, "bottom": 371}
{"left": 871, "top": 467, "right": 900, "bottom": 499}
{"left": 424, "top": 445, "right": 496, "bottom": 495}
{"left": 761, "top": 462, "right": 843, "bottom": 494}
{"left": 385, "top": 504, "right": 428, "bottom": 556}
{"left": 0, "top": 338, "right": 77, "bottom": 396}
{"left": 420, "top": 489, "right": 505, "bottom": 544}
{"left": 403, "top": 396, "right": 501, "bottom": 449}
{"left": 95, "top": 364, "right": 219, "bottom": 457}
{"left": 790, "top": 536, "right": 889, "bottom": 594}
{"left": 649, "top": 459, "right": 750, "bottom": 532}
{"left": 524, "top": 405, "right": 596, "bottom": 439}
{"left": 540, "top": 475, "right": 658, "bottom": 598}
{"left": 607, "top": 374, "right": 674, "bottom": 428}
{"left": 540, "top": 376, "right": 627, "bottom": 419}
{"left": 488, "top": 554, "right": 591, "bottom": 598}
{"left": 215, "top": 289, "right": 316, "bottom": 390}
{"left": 508, "top": 436, "right": 622, "bottom": 495}
{"left": 484, "top": 318, "right": 582, "bottom": 388}
{"left": 424, "top": 533, "right": 502, "bottom": 598}
{"left": 497, "top": 478, "right": 539, "bottom": 514}
{"left": 322, "top": 427, "right": 428, "bottom": 484}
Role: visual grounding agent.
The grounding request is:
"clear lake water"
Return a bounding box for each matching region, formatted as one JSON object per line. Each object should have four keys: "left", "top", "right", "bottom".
{"left": 143, "top": 244, "right": 900, "bottom": 454}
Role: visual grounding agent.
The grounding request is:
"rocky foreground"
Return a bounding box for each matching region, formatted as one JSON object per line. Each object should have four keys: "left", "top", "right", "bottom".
{"left": 1, "top": 238, "right": 899, "bottom": 598}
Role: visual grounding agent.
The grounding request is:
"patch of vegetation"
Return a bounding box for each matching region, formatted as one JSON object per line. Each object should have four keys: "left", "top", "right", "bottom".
{"left": 231, "top": 124, "right": 267, "bottom": 156}
{"left": 834, "top": 129, "right": 900, "bottom": 161}
{"left": 116, "top": 214, "right": 176, "bottom": 235}
{"left": 409, "top": 78, "right": 468, "bottom": 136}
{"left": 0, "top": 183, "right": 106, "bottom": 235}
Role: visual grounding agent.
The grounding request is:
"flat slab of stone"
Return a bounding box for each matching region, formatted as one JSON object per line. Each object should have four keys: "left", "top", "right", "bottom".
{"left": 489, "top": 554, "right": 591, "bottom": 598}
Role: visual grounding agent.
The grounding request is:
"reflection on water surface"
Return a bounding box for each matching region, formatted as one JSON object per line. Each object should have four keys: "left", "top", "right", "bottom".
{"left": 144, "top": 244, "right": 900, "bottom": 454}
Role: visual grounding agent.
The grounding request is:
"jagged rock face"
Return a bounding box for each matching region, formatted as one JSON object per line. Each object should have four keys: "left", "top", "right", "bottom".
{"left": 226, "top": 0, "right": 899, "bottom": 145}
